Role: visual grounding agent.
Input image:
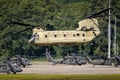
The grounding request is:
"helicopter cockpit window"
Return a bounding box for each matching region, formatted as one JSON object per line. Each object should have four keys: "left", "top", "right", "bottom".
{"left": 34, "top": 33, "right": 39, "bottom": 41}
{"left": 81, "top": 26, "right": 87, "bottom": 31}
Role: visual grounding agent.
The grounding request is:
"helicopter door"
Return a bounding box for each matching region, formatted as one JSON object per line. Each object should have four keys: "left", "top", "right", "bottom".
{"left": 29, "top": 33, "right": 39, "bottom": 44}
{"left": 34, "top": 33, "right": 39, "bottom": 41}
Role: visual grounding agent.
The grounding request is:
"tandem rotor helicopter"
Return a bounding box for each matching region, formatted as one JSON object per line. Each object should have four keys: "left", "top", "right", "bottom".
{"left": 10, "top": 8, "right": 112, "bottom": 66}
{"left": 11, "top": 8, "right": 110, "bottom": 46}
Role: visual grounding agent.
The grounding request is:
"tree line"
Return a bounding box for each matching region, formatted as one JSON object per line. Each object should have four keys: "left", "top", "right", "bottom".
{"left": 0, "top": 0, "right": 120, "bottom": 59}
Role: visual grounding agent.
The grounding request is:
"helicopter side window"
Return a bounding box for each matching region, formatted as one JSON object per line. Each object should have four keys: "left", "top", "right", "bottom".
{"left": 77, "top": 33, "right": 80, "bottom": 36}
{"left": 54, "top": 34, "right": 57, "bottom": 37}
{"left": 73, "top": 34, "right": 75, "bottom": 37}
{"left": 34, "top": 33, "right": 39, "bottom": 41}
{"left": 45, "top": 35, "right": 47, "bottom": 38}
{"left": 82, "top": 33, "right": 85, "bottom": 37}
{"left": 64, "top": 34, "right": 66, "bottom": 37}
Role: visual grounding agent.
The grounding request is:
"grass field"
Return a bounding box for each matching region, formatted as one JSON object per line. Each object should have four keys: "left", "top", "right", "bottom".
{"left": 0, "top": 74, "right": 120, "bottom": 80}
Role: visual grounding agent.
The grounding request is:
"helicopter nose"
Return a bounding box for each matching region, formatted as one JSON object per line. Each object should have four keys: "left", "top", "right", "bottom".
{"left": 96, "top": 30, "right": 101, "bottom": 36}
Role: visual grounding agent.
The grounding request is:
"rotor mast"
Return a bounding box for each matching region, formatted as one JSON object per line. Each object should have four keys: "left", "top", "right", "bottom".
{"left": 108, "top": 0, "right": 111, "bottom": 58}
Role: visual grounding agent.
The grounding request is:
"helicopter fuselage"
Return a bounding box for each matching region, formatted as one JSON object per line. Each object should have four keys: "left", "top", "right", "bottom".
{"left": 29, "top": 18, "right": 101, "bottom": 46}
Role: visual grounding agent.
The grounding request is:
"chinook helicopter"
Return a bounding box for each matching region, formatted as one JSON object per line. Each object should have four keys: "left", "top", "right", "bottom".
{"left": 10, "top": 8, "right": 111, "bottom": 66}
{"left": 12, "top": 18, "right": 100, "bottom": 46}
{"left": 11, "top": 8, "right": 110, "bottom": 46}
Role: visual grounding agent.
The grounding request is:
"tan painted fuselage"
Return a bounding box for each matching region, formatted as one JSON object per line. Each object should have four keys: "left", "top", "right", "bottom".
{"left": 29, "top": 18, "right": 100, "bottom": 46}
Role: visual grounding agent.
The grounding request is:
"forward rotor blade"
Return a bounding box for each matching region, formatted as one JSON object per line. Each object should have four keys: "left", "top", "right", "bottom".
{"left": 10, "top": 21, "right": 36, "bottom": 27}
{"left": 87, "top": 8, "right": 111, "bottom": 18}
{"left": 13, "top": 27, "right": 33, "bottom": 35}
{"left": 10, "top": 21, "right": 37, "bottom": 35}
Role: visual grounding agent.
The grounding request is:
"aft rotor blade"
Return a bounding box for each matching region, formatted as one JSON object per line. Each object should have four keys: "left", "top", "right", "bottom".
{"left": 87, "top": 8, "right": 111, "bottom": 18}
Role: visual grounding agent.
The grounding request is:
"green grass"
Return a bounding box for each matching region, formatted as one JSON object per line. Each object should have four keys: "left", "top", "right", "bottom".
{"left": 0, "top": 74, "right": 120, "bottom": 80}
{"left": 30, "top": 58, "right": 47, "bottom": 62}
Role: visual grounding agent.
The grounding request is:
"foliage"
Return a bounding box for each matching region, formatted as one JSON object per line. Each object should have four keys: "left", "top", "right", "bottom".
{"left": 0, "top": 0, "right": 120, "bottom": 59}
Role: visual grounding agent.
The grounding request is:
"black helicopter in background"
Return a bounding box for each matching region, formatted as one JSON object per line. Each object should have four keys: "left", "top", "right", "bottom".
{"left": 45, "top": 48, "right": 87, "bottom": 65}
